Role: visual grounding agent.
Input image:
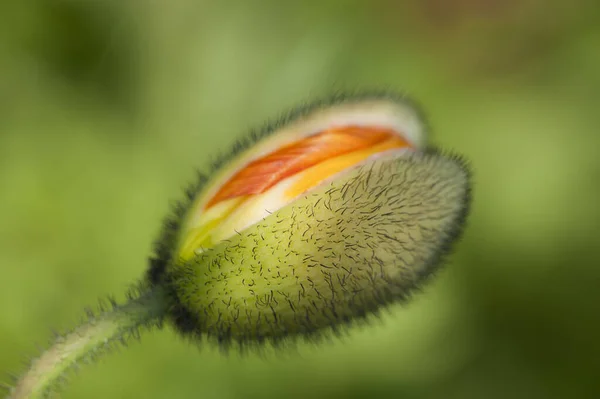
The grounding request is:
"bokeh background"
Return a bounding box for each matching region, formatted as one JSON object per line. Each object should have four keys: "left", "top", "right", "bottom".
{"left": 1, "top": 1, "right": 599, "bottom": 398}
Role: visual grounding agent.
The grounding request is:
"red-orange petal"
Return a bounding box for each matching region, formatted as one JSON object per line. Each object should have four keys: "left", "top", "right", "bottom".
{"left": 205, "top": 126, "right": 411, "bottom": 209}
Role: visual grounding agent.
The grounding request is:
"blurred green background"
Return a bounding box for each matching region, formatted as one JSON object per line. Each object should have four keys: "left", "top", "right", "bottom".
{"left": 1, "top": 1, "right": 599, "bottom": 398}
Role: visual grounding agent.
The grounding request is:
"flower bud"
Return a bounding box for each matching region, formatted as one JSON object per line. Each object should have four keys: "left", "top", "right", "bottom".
{"left": 149, "top": 93, "right": 471, "bottom": 346}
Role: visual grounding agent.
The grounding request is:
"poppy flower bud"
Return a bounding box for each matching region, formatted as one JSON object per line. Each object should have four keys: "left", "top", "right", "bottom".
{"left": 149, "top": 93, "right": 471, "bottom": 346}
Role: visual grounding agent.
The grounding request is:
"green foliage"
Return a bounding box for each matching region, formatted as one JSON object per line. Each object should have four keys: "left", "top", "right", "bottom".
{"left": 1, "top": 1, "right": 599, "bottom": 398}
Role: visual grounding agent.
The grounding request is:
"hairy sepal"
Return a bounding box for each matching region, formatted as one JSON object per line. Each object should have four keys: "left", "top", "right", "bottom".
{"left": 165, "top": 149, "right": 471, "bottom": 347}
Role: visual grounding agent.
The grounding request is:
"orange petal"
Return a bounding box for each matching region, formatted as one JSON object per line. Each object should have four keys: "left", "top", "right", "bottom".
{"left": 285, "top": 136, "right": 408, "bottom": 199}
{"left": 206, "top": 126, "right": 410, "bottom": 209}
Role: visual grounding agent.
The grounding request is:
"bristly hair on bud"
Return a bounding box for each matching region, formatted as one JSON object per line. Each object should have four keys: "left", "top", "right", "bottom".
{"left": 7, "top": 91, "right": 472, "bottom": 399}
{"left": 146, "top": 91, "right": 472, "bottom": 350}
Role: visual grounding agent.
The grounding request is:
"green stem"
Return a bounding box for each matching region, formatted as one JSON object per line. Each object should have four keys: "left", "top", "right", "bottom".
{"left": 8, "top": 286, "right": 168, "bottom": 399}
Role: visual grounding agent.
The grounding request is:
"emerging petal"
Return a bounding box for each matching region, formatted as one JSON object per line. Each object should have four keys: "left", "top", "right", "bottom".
{"left": 176, "top": 98, "right": 426, "bottom": 261}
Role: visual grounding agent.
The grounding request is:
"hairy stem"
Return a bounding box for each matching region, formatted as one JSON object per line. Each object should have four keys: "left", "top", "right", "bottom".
{"left": 8, "top": 286, "right": 168, "bottom": 399}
